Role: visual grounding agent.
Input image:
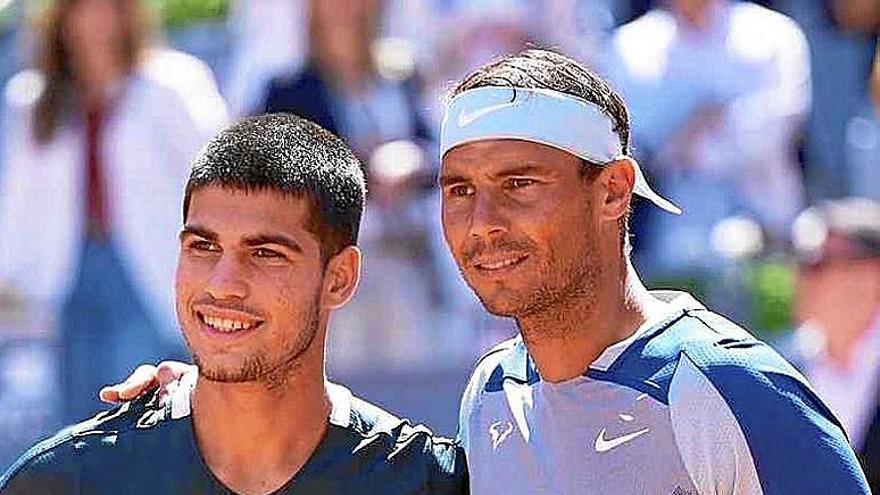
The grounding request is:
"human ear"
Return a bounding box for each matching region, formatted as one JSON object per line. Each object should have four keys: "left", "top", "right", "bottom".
{"left": 597, "top": 157, "right": 636, "bottom": 222}
{"left": 321, "top": 245, "right": 362, "bottom": 310}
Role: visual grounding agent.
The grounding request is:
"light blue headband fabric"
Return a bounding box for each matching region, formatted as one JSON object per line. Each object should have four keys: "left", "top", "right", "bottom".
{"left": 440, "top": 86, "right": 682, "bottom": 214}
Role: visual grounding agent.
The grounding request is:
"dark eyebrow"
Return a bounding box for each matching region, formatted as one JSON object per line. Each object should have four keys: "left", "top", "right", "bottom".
{"left": 242, "top": 233, "right": 303, "bottom": 254}
{"left": 180, "top": 226, "right": 303, "bottom": 254}
{"left": 180, "top": 224, "right": 217, "bottom": 242}
{"left": 438, "top": 173, "right": 469, "bottom": 188}
{"left": 492, "top": 165, "right": 548, "bottom": 178}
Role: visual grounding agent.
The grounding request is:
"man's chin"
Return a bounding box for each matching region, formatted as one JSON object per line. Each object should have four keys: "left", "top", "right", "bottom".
{"left": 474, "top": 290, "right": 528, "bottom": 318}
{"left": 193, "top": 355, "right": 266, "bottom": 383}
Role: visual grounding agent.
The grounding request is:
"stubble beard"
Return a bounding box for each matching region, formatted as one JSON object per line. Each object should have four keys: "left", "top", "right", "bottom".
{"left": 470, "top": 237, "right": 602, "bottom": 339}
{"left": 190, "top": 298, "right": 322, "bottom": 388}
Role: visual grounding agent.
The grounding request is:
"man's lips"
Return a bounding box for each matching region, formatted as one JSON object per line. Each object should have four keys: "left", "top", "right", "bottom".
{"left": 192, "top": 304, "right": 264, "bottom": 335}
{"left": 470, "top": 252, "right": 530, "bottom": 273}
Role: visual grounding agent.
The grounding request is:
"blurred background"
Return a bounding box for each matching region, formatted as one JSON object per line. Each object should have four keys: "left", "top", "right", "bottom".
{"left": 0, "top": 0, "right": 878, "bottom": 485}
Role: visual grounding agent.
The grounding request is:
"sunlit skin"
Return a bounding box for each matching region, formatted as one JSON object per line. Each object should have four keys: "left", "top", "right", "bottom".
{"left": 179, "top": 189, "right": 323, "bottom": 383}
{"left": 440, "top": 140, "right": 669, "bottom": 382}
{"left": 176, "top": 186, "right": 361, "bottom": 495}
{"left": 440, "top": 141, "right": 602, "bottom": 318}
{"left": 794, "top": 240, "right": 880, "bottom": 368}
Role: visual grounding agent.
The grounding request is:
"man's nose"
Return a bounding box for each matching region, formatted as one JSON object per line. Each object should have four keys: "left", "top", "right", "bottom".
{"left": 205, "top": 253, "right": 249, "bottom": 300}
{"left": 469, "top": 192, "right": 509, "bottom": 240}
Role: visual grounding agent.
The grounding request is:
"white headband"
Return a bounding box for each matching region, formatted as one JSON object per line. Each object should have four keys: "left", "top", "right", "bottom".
{"left": 440, "top": 86, "right": 681, "bottom": 214}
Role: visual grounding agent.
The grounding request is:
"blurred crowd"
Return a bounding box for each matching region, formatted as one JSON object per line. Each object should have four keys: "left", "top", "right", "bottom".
{"left": 0, "top": 0, "right": 878, "bottom": 475}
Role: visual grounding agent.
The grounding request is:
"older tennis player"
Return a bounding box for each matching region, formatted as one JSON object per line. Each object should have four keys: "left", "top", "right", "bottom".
{"left": 439, "top": 49, "right": 866, "bottom": 495}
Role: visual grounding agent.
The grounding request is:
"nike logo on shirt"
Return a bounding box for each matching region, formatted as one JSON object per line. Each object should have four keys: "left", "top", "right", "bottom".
{"left": 594, "top": 427, "right": 650, "bottom": 453}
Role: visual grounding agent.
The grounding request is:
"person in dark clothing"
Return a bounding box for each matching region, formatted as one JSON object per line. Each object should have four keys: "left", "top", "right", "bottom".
{"left": 262, "top": 0, "right": 429, "bottom": 159}
{"left": 0, "top": 114, "right": 466, "bottom": 495}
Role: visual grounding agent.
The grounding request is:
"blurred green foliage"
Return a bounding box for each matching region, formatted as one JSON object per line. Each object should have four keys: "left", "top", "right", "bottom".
{"left": 647, "top": 275, "right": 709, "bottom": 304}
{"left": 16, "top": 0, "right": 230, "bottom": 28}
{"left": 646, "top": 259, "right": 796, "bottom": 339}
{"left": 746, "top": 260, "right": 795, "bottom": 337}
{"left": 154, "top": 0, "right": 230, "bottom": 27}
{"left": 0, "top": 0, "right": 15, "bottom": 31}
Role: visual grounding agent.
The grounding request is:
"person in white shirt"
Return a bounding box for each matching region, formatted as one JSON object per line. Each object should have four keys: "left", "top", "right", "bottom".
{"left": 780, "top": 198, "right": 880, "bottom": 491}
{"left": 605, "top": 0, "right": 810, "bottom": 274}
{"left": 0, "top": 0, "right": 228, "bottom": 422}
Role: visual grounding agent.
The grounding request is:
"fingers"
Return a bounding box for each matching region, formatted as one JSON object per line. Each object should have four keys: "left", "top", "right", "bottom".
{"left": 155, "top": 361, "right": 198, "bottom": 408}
{"left": 98, "top": 386, "right": 122, "bottom": 404}
{"left": 98, "top": 364, "right": 159, "bottom": 404}
{"left": 156, "top": 361, "right": 193, "bottom": 386}
{"left": 98, "top": 361, "right": 195, "bottom": 405}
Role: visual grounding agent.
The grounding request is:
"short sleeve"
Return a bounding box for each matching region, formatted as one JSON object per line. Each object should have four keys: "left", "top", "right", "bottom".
{"left": 670, "top": 349, "right": 870, "bottom": 495}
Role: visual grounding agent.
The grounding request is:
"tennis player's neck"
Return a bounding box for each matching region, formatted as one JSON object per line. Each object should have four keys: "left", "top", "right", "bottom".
{"left": 519, "top": 263, "right": 654, "bottom": 383}
{"left": 191, "top": 360, "right": 332, "bottom": 494}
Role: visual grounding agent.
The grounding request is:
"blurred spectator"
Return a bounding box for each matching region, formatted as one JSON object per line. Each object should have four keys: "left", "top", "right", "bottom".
{"left": 422, "top": 0, "right": 630, "bottom": 130}
{"left": 434, "top": 1, "right": 533, "bottom": 85}
{"left": 844, "top": 48, "right": 880, "bottom": 199}
{"left": 774, "top": 0, "right": 879, "bottom": 200}
{"left": 539, "top": 0, "right": 632, "bottom": 68}
{"left": 606, "top": 0, "right": 810, "bottom": 276}
{"left": 0, "top": 0, "right": 227, "bottom": 421}
{"left": 262, "top": 0, "right": 429, "bottom": 159}
{"left": 380, "top": 0, "right": 439, "bottom": 69}
{"left": 256, "top": 0, "right": 471, "bottom": 374}
{"left": 779, "top": 198, "right": 880, "bottom": 491}
{"left": 223, "top": 0, "right": 308, "bottom": 116}
{"left": 329, "top": 141, "right": 443, "bottom": 369}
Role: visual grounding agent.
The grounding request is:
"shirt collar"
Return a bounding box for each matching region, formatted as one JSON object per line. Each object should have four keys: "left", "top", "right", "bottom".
{"left": 168, "top": 373, "right": 355, "bottom": 428}
{"left": 496, "top": 291, "right": 703, "bottom": 383}
{"left": 496, "top": 337, "right": 540, "bottom": 385}
{"left": 327, "top": 381, "right": 353, "bottom": 428}
{"left": 590, "top": 291, "right": 702, "bottom": 371}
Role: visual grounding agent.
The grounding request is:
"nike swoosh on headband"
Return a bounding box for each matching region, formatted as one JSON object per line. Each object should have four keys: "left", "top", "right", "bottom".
{"left": 440, "top": 86, "right": 682, "bottom": 215}
{"left": 457, "top": 101, "right": 518, "bottom": 127}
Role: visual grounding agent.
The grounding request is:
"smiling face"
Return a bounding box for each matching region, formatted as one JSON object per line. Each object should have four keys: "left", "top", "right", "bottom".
{"left": 440, "top": 140, "right": 605, "bottom": 318}
{"left": 176, "top": 186, "right": 353, "bottom": 383}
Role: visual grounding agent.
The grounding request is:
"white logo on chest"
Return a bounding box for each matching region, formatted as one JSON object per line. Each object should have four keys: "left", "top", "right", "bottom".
{"left": 594, "top": 426, "right": 650, "bottom": 452}
{"left": 489, "top": 420, "right": 515, "bottom": 450}
{"left": 594, "top": 409, "right": 650, "bottom": 453}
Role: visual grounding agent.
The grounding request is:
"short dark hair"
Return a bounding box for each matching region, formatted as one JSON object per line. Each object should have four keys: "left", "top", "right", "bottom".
{"left": 451, "top": 48, "right": 631, "bottom": 155}
{"left": 182, "top": 113, "right": 366, "bottom": 258}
